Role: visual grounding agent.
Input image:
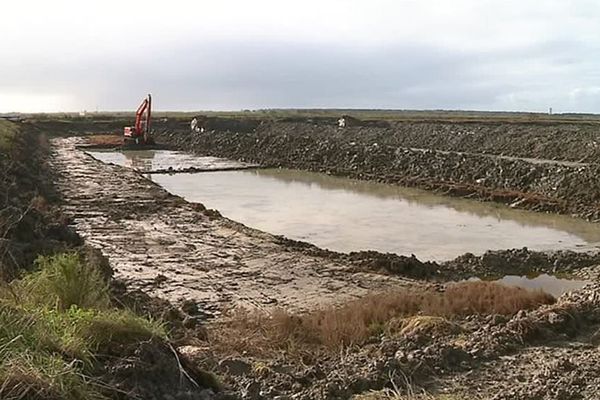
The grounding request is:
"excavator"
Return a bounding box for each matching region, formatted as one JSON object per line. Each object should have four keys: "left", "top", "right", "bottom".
{"left": 123, "top": 94, "right": 154, "bottom": 145}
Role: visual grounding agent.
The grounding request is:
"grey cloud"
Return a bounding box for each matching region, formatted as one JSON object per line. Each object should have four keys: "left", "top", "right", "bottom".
{"left": 1, "top": 36, "right": 599, "bottom": 112}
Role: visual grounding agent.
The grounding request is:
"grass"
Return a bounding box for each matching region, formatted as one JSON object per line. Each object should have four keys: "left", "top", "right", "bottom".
{"left": 210, "top": 281, "right": 554, "bottom": 356}
{"left": 354, "top": 391, "right": 468, "bottom": 400}
{"left": 0, "top": 252, "right": 166, "bottom": 399}
{"left": 0, "top": 120, "right": 19, "bottom": 153}
{"left": 19, "top": 253, "right": 110, "bottom": 310}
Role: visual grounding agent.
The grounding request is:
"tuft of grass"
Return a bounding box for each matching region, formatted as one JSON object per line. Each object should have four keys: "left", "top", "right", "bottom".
{"left": 0, "top": 252, "right": 166, "bottom": 399}
{"left": 81, "top": 309, "right": 166, "bottom": 352}
{"left": 19, "top": 253, "right": 110, "bottom": 310}
{"left": 0, "top": 120, "right": 19, "bottom": 153}
{"left": 211, "top": 281, "right": 555, "bottom": 356}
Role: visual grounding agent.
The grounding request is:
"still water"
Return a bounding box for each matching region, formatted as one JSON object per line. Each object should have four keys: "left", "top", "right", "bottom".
{"left": 89, "top": 150, "right": 600, "bottom": 261}
{"left": 88, "top": 149, "right": 255, "bottom": 172}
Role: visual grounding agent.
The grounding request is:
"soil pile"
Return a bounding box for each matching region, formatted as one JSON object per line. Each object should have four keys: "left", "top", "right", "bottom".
{"left": 155, "top": 121, "right": 600, "bottom": 220}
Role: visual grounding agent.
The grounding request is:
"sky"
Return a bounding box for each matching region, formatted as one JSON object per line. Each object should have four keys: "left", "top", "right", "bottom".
{"left": 1, "top": 0, "right": 600, "bottom": 113}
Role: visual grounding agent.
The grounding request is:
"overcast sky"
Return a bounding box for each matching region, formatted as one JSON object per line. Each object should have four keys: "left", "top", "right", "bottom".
{"left": 2, "top": 0, "right": 600, "bottom": 112}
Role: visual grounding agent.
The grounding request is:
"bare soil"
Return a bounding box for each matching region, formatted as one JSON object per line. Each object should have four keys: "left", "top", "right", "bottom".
{"left": 31, "top": 117, "right": 600, "bottom": 399}
{"left": 50, "top": 137, "right": 415, "bottom": 315}
{"left": 154, "top": 121, "right": 600, "bottom": 220}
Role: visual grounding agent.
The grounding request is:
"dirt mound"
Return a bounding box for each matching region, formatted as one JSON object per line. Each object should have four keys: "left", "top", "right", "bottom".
{"left": 154, "top": 122, "right": 600, "bottom": 220}
{"left": 442, "top": 248, "right": 600, "bottom": 279}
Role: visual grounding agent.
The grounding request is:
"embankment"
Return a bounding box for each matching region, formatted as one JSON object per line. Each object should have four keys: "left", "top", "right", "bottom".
{"left": 155, "top": 121, "right": 600, "bottom": 220}
{"left": 1, "top": 121, "right": 217, "bottom": 399}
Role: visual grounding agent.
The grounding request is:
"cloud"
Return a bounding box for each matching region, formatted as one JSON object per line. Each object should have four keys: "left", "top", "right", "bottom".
{"left": 1, "top": 0, "right": 600, "bottom": 112}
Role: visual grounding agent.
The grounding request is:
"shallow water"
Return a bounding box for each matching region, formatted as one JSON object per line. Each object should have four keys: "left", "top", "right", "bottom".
{"left": 89, "top": 150, "right": 600, "bottom": 261}
{"left": 87, "top": 149, "right": 254, "bottom": 172}
{"left": 494, "top": 274, "right": 588, "bottom": 297}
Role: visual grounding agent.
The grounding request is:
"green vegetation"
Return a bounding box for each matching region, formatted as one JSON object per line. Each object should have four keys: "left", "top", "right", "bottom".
{"left": 0, "top": 120, "right": 19, "bottom": 152}
{"left": 0, "top": 253, "right": 166, "bottom": 399}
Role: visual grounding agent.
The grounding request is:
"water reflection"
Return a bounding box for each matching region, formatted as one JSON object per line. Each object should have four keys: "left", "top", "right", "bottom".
{"left": 86, "top": 149, "right": 600, "bottom": 261}
{"left": 150, "top": 169, "right": 600, "bottom": 261}
{"left": 253, "top": 169, "right": 600, "bottom": 244}
{"left": 495, "top": 274, "right": 589, "bottom": 297}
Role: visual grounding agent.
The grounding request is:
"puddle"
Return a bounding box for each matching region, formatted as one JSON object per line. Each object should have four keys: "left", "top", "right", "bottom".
{"left": 88, "top": 149, "right": 600, "bottom": 261}
{"left": 472, "top": 274, "right": 589, "bottom": 297}
{"left": 87, "top": 149, "right": 256, "bottom": 173}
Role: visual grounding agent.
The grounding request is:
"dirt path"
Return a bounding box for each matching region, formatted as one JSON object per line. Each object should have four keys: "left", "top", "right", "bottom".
{"left": 49, "top": 137, "right": 411, "bottom": 316}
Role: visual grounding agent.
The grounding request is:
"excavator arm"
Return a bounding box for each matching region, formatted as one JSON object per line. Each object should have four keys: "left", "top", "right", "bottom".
{"left": 124, "top": 94, "right": 153, "bottom": 145}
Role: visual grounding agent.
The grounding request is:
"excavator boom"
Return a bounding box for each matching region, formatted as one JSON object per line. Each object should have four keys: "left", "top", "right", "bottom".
{"left": 124, "top": 94, "right": 154, "bottom": 145}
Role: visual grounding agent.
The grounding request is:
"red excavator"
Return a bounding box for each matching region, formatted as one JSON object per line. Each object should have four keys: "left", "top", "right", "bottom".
{"left": 123, "top": 94, "right": 154, "bottom": 145}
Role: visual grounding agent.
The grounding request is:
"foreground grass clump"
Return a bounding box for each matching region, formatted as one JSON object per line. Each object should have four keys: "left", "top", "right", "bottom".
{"left": 211, "top": 281, "right": 554, "bottom": 355}
{"left": 20, "top": 253, "right": 110, "bottom": 310}
{"left": 0, "top": 253, "right": 166, "bottom": 399}
{"left": 0, "top": 120, "right": 19, "bottom": 152}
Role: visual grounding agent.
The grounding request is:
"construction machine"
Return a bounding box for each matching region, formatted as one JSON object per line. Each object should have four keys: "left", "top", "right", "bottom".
{"left": 123, "top": 94, "right": 154, "bottom": 145}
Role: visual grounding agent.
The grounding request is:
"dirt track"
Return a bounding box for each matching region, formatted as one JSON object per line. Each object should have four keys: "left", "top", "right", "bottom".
{"left": 49, "top": 137, "right": 413, "bottom": 315}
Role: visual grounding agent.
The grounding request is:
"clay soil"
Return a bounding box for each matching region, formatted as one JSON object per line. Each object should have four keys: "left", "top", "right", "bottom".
{"left": 30, "top": 116, "right": 600, "bottom": 399}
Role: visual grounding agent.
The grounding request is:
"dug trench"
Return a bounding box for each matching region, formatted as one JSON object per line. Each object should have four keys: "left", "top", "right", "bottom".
{"left": 19, "top": 117, "right": 600, "bottom": 399}
{"left": 154, "top": 119, "right": 600, "bottom": 221}
{"left": 0, "top": 121, "right": 220, "bottom": 400}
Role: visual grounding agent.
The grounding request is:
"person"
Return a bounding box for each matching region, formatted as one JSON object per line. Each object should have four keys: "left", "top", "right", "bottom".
{"left": 190, "top": 117, "right": 200, "bottom": 132}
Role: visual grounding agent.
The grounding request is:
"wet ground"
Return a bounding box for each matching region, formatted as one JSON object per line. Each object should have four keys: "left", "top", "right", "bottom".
{"left": 52, "top": 135, "right": 600, "bottom": 400}
{"left": 472, "top": 274, "right": 590, "bottom": 297}
{"left": 53, "top": 138, "right": 413, "bottom": 314}
{"left": 87, "top": 149, "right": 257, "bottom": 173}
{"left": 88, "top": 149, "right": 600, "bottom": 261}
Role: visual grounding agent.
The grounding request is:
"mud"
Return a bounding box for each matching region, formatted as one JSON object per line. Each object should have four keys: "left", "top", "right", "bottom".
{"left": 183, "top": 282, "right": 600, "bottom": 399}
{"left": 0, "top": 126, "right": 82, "bottom": 277}
{"left": 154, "top": 122, "right": 600, "bottom": 220}
{"left": 32, "top": 118, "right": 600, "bottom": 399}
{"left": 1, "top": 124, "right": 222, "bottom": 399}
{"left": 50, "top": 137, "right": 416, "bottom": 315}
{"left": 87, "top": 148, "right": 258, "bottom": 174}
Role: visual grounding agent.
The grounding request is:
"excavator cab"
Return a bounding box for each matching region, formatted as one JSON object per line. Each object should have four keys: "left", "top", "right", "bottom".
{"left": 123, "top": 94, "right": 154, "bottom": 146}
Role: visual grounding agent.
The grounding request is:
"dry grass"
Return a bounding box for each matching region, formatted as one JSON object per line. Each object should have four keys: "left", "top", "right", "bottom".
{"left": 210, "top": 281, "right": 554, "bottom": 356}
{"left": 354, "top": 391, "right": 468, "bottom": 400}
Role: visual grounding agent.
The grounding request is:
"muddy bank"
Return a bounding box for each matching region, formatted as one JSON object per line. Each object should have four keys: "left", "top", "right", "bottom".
{"left": 279, "top": 235, "right": 600, "bottom": 281}
{"left": 49, "top": 137, "right": 415, "bottom": 315}
{"left": 48, "top": 134, "right": 600, "bottom": 399}
{"left": 186, "top": 281, "right": 600, "bottom": 399}
{"left": 1, "top": 123, "right": 219, "bottom": 399}
{"left": 0, "top": 122, "right": 82, "bottom": 277}
{"left": 155, "top": 122, "right": 600, "bottom": 220}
